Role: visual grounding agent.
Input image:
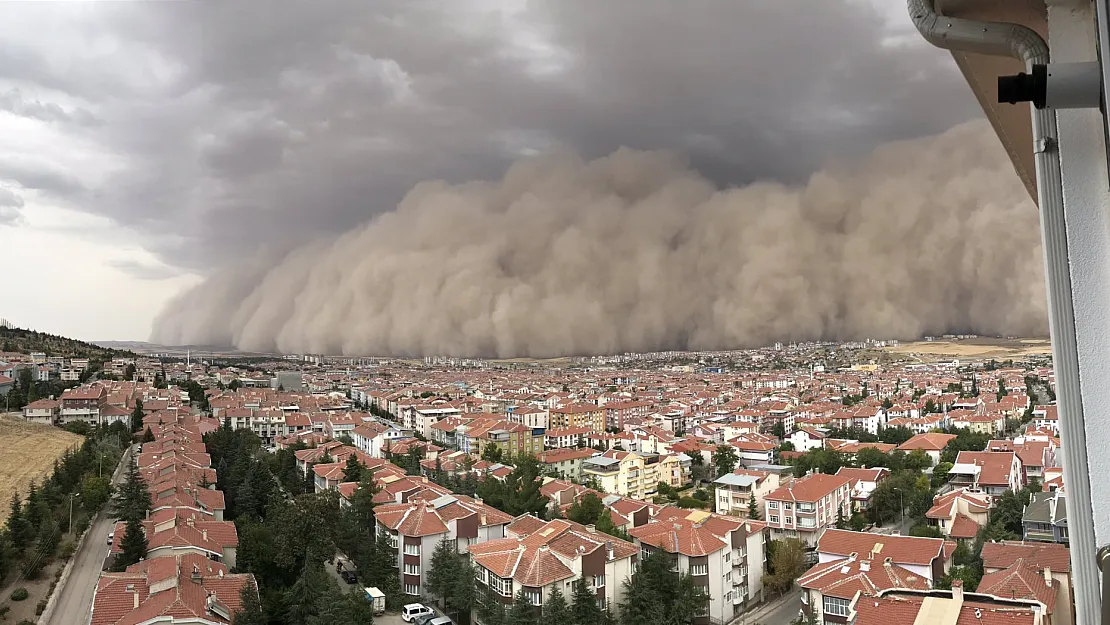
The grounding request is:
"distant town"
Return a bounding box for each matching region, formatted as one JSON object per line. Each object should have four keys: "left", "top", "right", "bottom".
{"left": 0, "top": 329, "right": 1067, "bottom": 625}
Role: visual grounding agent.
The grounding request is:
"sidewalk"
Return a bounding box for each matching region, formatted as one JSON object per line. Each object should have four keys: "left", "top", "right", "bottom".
{"left": 730, "top": 586, "right": 802, "bottom": 625}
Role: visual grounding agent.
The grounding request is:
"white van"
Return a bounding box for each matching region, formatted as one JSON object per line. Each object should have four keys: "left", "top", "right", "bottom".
{"left": 402, "top": 604, "right": 433, "bottom": 622}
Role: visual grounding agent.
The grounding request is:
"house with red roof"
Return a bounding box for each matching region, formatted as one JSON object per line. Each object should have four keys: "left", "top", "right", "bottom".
{"left": 764, "top": 473, "right": 852, "bottom": 545}
{"left": 798, "top": 552, "right": 930, "bottom": 623}
{"left": 925, "top": 488, "right": 992, "bottom": 541}
{"left": 849, "top": 582, "right": 1047, "bottom": 625}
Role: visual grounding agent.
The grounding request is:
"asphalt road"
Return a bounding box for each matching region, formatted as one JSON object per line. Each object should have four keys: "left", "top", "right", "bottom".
{"left": 44, "top": 444, "right": 133, "bottom": 625}
{"left": 739, "top": 587, "right": 803, "bottom": 625}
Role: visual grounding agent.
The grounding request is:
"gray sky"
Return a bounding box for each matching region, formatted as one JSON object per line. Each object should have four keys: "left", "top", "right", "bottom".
{"left": 0, "top": 0, "right": 981, "bottom": 340}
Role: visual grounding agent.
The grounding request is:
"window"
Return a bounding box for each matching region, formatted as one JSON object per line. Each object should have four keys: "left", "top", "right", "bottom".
{"left": 404, "top": 584, "right": 419, "bottom": 595}
{"left": 769, "top": 515, "right": 779, "bottom": 523}
{"left": 690, "top": 564, "right": 708, "bottom": 576}
{"left": 389, "top": 533, "right": 399, "bottom": 549}
{"left": 490, "top": 575, "right": 513, "bottom": 597}
{"left": 768, "top": 502, "right": 779, "bottom": 509}
{"left": 593, "top": 574, "right": 605, "bottom": 588}
{"left": 724, "top": 571, "right": 731, "bottom": 583}
{"left": 404, "top": 563, "right": 419, "bottom": 575}
{"left": 723, "top": 551, "right": 730, "bottom": 563}
{"left": 725, "top": 591, "right": 732, "bottom": 602}
{"left": 404, "top": 543, "right": 420, "bottom": 556}
{"left": 524, "top": 589, "right": 542, "bottom": 605}
{"left": 783, "top": 502, "right": 792, "bottom": 510}
{"left": 475, "top": 567, "right": 488, "bottom": 583}
{"left": 824, "top": 596, "right": 851, "bottom": 617}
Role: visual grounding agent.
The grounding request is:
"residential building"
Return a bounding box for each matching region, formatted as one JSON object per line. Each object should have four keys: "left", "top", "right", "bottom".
{"left": 90, "top": 555, "right": 255, "bottom": 625}
{"left": 849, "top": 584, "right": 1047, "bottom": 625}
{"left": 713, "top": 468, "right": 782, "bottom": 519}
{"left": 895, "top": 432, "right": 957, "bottom": 466}
{"left": 834, "top": 466, "right": 889, "bottom": 512}
{"left": 373, "top": 493, "right": 513, "bottom": 597}
{"left": 549, "top": 403, "right": 605, "bottom": 432}
{"left": 469, "top": 517, "right": 638, "bottom": 614}
{"left": 763, "top": 473, "right": 852, "bottom": 545}
{"left": 925, "top": 488, "right": 992, "bottom": 541}
{"left": 581, "top": 450, "right": 683, "bottom": 500}
{"left": 978, "top": 558, "right": 1070, "bottom": 625}
{"left": 538, "top": 447, "right": 597, "bottom": 481}
{"left": 1023, "top": 490, "right": 1069, "bottom": 544}
{"left": 628, "top": 508, "right": 768, "bottom": 623}
{"left": 948, "top": 451, "right": 1023, "bottom": 495}
{"left": 22, "top": 398, "right": 59, "bottom": 424}
{"left": 981, "top": 541, "right": 1072, "bottom": 625}
{"left": 110, "top": 509, "right": 239, "bottom": 568}
{"left": 798, "top": 553, "right": 930, "bottom": 623}
{"left": 816, "top": 529, "right": 952, "bottom": 585}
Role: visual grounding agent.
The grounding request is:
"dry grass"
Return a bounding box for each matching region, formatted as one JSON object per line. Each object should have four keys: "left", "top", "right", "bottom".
{"left": 882, "top": 337, "right": 1052, "bottom": 361}
{"left": 0, "top": 415, "right": 83, "bottom": 524}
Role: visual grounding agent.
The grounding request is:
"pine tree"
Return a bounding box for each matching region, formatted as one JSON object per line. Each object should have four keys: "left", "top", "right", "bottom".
{"left": 142, "top": 427, "right": 155, "bottom": 443}
{"left": 7, "top": 494, "right": 32, "bottom": 552}
{"left": 112, "top": 456, "right": 152, "bottom": 522}
{"left": 131, "top": 399, "right": 144, "bottom": 432}
{"left": 232, "top": 584, "right": 265, "bottom": 625}
{"left": 426, "top": 537, "right": 460, "bottom": 608}
{"left": 540, "top": 587, "right": 573, "bottom": 625}
{"left": 506, "top": 590, "right": 539, "bottom": 625}
{"left": 113, "top": 516, "right": 148, "bottom": 571}
{"left": 343, "top": 454, "right": 363, "bottom": 483}
{"left": 570, "top": 577, "right": 601, "bottom": 625}
{"left": 747, "top": 493, "right": 761, "bottom": 520}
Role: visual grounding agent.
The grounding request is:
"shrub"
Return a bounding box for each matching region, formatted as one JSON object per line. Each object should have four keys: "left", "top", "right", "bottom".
{"left": 35, "top": 598, "right": 47, "bottom": 615}
{"left": 59, "top": 540, "right": 76, "bottom": 561}
{"left": 676, "top": 496, "right": 709, "bottom": 509}
{"left": 10, "top": 588, "right": 28, "bottom": 601}
{"left": 19, "top": 620, "right": 36, "bottom": 625}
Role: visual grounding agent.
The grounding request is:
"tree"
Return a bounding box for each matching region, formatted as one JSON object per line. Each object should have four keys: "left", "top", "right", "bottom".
{"left": 124, "top": 363, "right": 136, "bottom": 381}
{"left": 80, "top": 475, "right": 114, "bottom": 512}
{"left": 596, "top": 509, "right": 630, "bottom": 541}
{"left": 540, "top": 587, "right": 573, "bottom": 625}
{"left": 111, "top": 456, "right": 152, "bottom": 522}
{"left": 570, "top": 577, "right": 602, "bottom": 625}
{"left": 566, "top": 492, "right": 604, "bottom": 526}
{"left": 130, "top": 399, "right": 144, "bottom": 433}
{"left": 343, "top": 454, "right": 363, "bottom": 483}
{"left": 507, "top": 590, "right": 539, "bottom": 625}
{"left": 772, "top": 422, "right": 785, "bottom": 439}
{"left": 229, "top": 379, "right": 242, "bottom": 391}
{"left": 747, "top": 493, "right": 761, "bottom": 520}
{"left": 619, "top": 550, "right": 708, "bottom": 625}
{"left": 7, "top": 493, "right": 32, "bottom": 552}
{"left": 712, "top": 444, "right": 739, "bottom": 477}
{"left": 232, "top": 584, "right": 265, "bottom": 625}
{"left": 835, "top": 507, "right": 847, "bottom": 530}
{"left": 113, "top": 516, "right": 148, "bottom": 571}
{"left": 476, "top": 454, "right": 548, "bottom": 517}
{"left": 482, "top": 444, "right": 504, "bottom": 464}
{"left": 426, "top": 537, "right": 461, "bottom": 608}
{"left": 142, "top": 427, "right": 156, "bottom": 444}
{"left": 762, "top": 539, "right": 806, "bottom": 596}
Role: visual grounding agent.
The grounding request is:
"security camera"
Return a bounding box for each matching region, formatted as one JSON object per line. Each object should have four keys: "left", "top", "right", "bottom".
{"left": 998, "top": 62, "right": 1102, "bottom": 110}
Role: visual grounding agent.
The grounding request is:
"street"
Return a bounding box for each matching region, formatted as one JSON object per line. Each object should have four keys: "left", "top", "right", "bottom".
{"left": 44, "top": 444, "right": 133, "bottom": 625}
{"left": 737, "top": 587, "right": 802, "bottom": 625}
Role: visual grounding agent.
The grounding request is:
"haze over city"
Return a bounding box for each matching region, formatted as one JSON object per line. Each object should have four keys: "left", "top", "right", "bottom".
{"left": 0, "top": 0, "right": 1047, "bottom": 356}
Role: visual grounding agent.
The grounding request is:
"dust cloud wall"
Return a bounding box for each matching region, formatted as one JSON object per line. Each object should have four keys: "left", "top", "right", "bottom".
{"left": 150, "top": 120, "right": 1047, "bottom": 358}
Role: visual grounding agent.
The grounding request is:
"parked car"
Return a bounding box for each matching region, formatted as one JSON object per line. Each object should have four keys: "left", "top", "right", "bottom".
{"left": 107, "top": 532, "right": 114, "bottom": 546}
{"left": 402, "top": 604, "right": 434, "bottom": 622}
{"left": 340, "top": 570, "right": 357, "bottom": 584}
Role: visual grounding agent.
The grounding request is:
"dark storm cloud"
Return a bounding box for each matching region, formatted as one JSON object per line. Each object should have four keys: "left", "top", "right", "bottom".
{"left": 0, "top": 0, "right": 978, "bottom": 267}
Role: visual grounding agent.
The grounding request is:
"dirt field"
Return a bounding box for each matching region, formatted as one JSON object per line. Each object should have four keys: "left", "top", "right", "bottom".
{"left": 0, "top": 414, "right": 83, "bottom": 523}
{"left": 882, "top": 337, "right": 1052, "bottom": 361}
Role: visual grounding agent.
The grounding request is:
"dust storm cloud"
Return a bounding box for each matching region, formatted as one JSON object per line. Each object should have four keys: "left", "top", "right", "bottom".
{"left": 150, "top": 120, "right": 1046, "bottom": 358}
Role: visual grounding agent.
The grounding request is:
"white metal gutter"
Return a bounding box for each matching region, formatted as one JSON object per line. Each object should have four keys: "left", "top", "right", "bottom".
{"left": 906, "top": 0, "right": 1100, "bottom": 622}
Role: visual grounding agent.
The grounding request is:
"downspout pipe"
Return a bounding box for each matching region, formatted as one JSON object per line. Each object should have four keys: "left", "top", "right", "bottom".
{"left": 907, "top": 1, "right": 1100, "bottom": 623}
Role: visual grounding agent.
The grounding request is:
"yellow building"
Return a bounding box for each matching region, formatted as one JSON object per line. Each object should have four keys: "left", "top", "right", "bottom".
{"left": 582, "top": 450, "right": 684, "bottom": 500}
{"left": 549, "top": 403, "right": 606, "bottom": 432}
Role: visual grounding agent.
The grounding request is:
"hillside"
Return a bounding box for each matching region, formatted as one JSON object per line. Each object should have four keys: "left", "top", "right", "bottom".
{"left": 0, "top": 326, "right": 136, "bottom": 360}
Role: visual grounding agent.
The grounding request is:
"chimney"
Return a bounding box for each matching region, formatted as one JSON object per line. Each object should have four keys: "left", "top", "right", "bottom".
{"left": 951, "top": 579, "right": 964, "bottom": 606}
{"left": 133, "top": 591, "right": 140, "bottom": 609}
{"left": 1044, "top": 566, "right": 1052, "bottom": 585}
{"left": 186, "top": 516, "right": 194, "bottom": 528}
{"left": 192, "top": 564, "right": 201, "bottom": 583}
{"left": 586, "top": 524, "right": 596, "bottom": 532}
{"left": 202, "top": 528, "right": 208, "bottom": 541}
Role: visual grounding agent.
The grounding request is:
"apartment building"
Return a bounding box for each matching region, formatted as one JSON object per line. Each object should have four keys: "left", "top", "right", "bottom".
{"left": 469, "top": 517, "right": 638, "bottom": 613}
{"left": 895, "top": 432, "right": 957, "bottom": 467}
{"left": 713, "top": 467, "right": 783, "bottom": 518}
{"left": 91, "top": 555, "right": 255, "bottom": 625}
{"left": 549, "top": 403, "right": 605, "bottom": 432}
{"left": 373, "top": 493, "right": 513, "bottom": 597}
{"left": 1023, "top": 490, "right": 1069, "bottom": 544}
{"left": 628, "top": 508, "right": 768, "bottom": 623}
{"left": 508, "top": 404, "right": 549, "bottom": 428}
{"left": 816, "top": 529, "right": 952, "bottom": 585}
{"left": 581, "top": 450, "right": 683, "bottom": 500}
{"left": 538, "top": 447, "right": 598, "bottom": 481}
{"left": 798, "top": 553, "right": 930, "bottom": 623}
{"left": 58, "top": 384, "right": 106, "bottom": 424}
{"left": 110, "top": 509, "right": 239, "bottom": 568}
{"left": 763, "top": 473, "right": 852, "bottom": 545}
{"left": 948, "top": 451, "right": 1023, "bottom": 496}
{"left": 982, "top": 542, "right": 1072, "bottom": 625}
{"left": 834, "top": 466, "right": 889, "bottom": 512}
{"left": 925, "top": 488, "right": 992, "bottom": 541}
{"left": 604, "top": 400, "right": 652, "bottom": 430}
{"left": 850, "top": 584, "right": 1047, "bottom": 625}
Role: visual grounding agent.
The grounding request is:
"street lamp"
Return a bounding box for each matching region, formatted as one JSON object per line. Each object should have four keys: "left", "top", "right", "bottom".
{"left": 69, "top": 493, "right": 81, "bottom": 536}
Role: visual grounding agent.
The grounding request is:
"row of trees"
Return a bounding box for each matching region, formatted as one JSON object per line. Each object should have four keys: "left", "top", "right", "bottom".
{"left": 0, "top": 422, "right": 128, "bottom": 584}
{"left": 109, "top": 455, "right": 152, "bottom": 571}
{"left": 197, "top": 426, "right": 385, "bottom": 625}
